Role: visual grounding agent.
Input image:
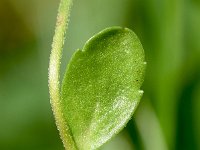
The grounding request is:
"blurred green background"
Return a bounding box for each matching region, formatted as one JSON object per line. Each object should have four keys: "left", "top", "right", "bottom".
{"left": 0, "top": 0, "right": 200, "bottom": 149}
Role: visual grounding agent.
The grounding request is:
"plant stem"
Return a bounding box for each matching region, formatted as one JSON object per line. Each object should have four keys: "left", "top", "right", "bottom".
{"left": 48, "top": 0, "right": 76, "bottom": 149}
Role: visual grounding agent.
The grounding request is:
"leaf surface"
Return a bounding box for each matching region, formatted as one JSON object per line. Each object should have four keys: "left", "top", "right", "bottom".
{"left": 61, "top": 27, "right": 145, "bottom": 150}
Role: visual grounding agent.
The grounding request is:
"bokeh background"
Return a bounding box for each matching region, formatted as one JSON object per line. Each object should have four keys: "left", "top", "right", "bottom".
{"left": 0, "top": 0, "right": 200, "bottom": 149}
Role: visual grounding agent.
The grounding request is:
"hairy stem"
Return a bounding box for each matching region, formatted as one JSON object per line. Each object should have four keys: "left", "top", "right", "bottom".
{"left": 48, "top": 0, "right": 76, "bottom": 149}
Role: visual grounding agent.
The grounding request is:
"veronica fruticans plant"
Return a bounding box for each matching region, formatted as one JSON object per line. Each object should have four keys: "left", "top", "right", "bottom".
{"left": 48, "top": 0, "right": 146, "bottom": 150}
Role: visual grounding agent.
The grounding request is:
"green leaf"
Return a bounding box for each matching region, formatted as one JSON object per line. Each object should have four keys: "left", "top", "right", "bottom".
{"left": 61, "top": 27, "right": 146, "bottom": 150}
